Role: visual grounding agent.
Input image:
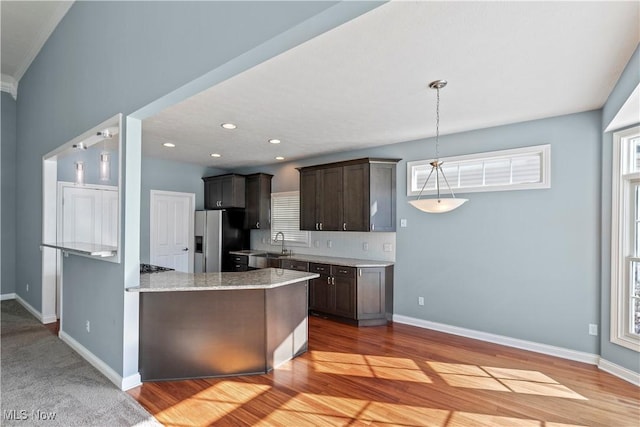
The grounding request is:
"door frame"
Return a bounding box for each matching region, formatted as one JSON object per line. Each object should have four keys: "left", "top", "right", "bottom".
{"left": 149, "top": 190, "right": 195, "bottom": 273}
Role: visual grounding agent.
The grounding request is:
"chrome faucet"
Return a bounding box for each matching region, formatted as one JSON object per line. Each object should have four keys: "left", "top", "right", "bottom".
{"left": 274, "top": 232, "right": 287, "bottom": 255}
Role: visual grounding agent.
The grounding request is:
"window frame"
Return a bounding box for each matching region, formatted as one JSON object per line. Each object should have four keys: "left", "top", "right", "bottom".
{"left": 611, "top": 125, "right": 640, "bottom": 352}
{"left": 269, "top": 191, "right": 310, "bottom": 248}
{"left": 406, "top": 144, "right": 551, "bottom": 196}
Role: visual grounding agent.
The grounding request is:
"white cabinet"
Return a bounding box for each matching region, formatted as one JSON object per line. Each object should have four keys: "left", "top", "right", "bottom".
{"left": 61, "top": 185, "right": 118, "bottom": 248}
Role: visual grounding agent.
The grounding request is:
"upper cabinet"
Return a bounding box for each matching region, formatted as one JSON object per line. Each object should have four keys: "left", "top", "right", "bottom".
{"left": 203, "top": 174, "right": 246, "bottom": 209}
{"left": 245, "top": 173, "right": 273, "bottom": 229}
{"left": 298, "top": 158, "right": 399, "bottom": 232}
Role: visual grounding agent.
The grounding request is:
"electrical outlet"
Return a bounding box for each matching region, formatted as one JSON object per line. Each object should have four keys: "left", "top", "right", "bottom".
{"left": 589, "top": 324, "right": 598, "bottom": 336}
{"left": 26, "top": 283, "right": 29, "bottom": 292}
{"left": 400, "top": 219, "right": 407, "bottom": 228}
{"left": 418, "top": 297, "right": 425, "bottom": 306}
{"left": 86, "top": 320, "right": 91, "bottom": 333}
{"left": 327, "top": 240, "right": 332, "bottom": 248}
{"left": 362, "top": 242, "right": 369, "bottom": 251}
{"left": 383, "top": 243, "right": 393, "bottom": 252}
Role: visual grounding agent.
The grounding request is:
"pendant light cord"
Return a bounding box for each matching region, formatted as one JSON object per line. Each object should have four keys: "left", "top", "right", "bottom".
{"left": 435, "top": 86, "right": 440, "bottom": 161}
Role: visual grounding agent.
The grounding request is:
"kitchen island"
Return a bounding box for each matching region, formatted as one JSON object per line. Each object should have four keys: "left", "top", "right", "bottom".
{"left": 128, "top": 268, "right": 318, "bottom": 381}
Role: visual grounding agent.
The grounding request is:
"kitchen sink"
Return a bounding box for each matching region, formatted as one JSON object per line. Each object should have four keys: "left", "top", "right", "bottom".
{"left": 248, "top": 252, "right": 290, "bottom": 269}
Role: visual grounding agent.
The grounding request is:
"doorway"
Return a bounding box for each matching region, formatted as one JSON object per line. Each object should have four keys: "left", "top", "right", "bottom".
{"left": 149, "top": 190, "right": 195, "bottom": 273}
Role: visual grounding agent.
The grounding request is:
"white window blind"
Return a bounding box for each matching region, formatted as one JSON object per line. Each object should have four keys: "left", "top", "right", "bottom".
{"left": 270, "top": 191, "right": 309, "bottom": 246}
{"left": 407, "top": 144, "right": 551, "bottom": 196}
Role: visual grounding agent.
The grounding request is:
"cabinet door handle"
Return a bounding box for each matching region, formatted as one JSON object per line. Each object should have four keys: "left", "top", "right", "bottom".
{"left": 332, "top": 277, "right": 336, "bottom": 285}
{"left": 359, "top": 269, "right": 362, "bottom": 276}
{"left": 315, "top": 223, "right": 319, "bottom": 230}
{"left": 327, "top": 276, "right": 331, "bottom": 284}
{"left": 343, "top": 223, "right": 346, "bottom": 231}
{"left": 319, "top": 222, "right": 323, "bottom": 231}
{"left": 371, "top": 223, "right": 375, "bottom": 231}
{"left": 256, "top": 222, "right": 260, "bottom": 229}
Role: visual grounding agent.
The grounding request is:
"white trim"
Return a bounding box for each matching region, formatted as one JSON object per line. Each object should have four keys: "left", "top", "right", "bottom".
{"left": 393, "top": 314, "right": 599, "bottom": 365}
{"left": 598, "top": 358, "right": 640, "bottom": 387}
{"left": 59, "top": 330, "right": 141, "bottom": 391}
{"left": 610, "top": 126, "right": 640, "bottom": 352}
{"left": 15, "top": 294, "right": 43, "bottom": 323}
{"left": 1, "top": 74, "right": 18, "bottom": 99}
{"left": 407, "top": 144, "right": 551, "bottom": 196}
{"left": 1, "top": 293, "right": 16, "bottom": 301}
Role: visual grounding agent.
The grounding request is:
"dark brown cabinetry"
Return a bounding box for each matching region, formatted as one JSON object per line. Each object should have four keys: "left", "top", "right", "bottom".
{"left": 245, "top": 173, "right": 272, "bottom": 229}
{"left": 229, "top": 254, "right": 248, "bottom": 272}
{"left": 298, "top": 158, "right": 399, "bottom": 232}
{"left": 203, "top": 174, "right": 246, "bottom": 209}
{"left": 308, "top": 262, "right": 393, "bottom": 326}
{"left": 280, "top": 259, "right": 309, "bottom": 272}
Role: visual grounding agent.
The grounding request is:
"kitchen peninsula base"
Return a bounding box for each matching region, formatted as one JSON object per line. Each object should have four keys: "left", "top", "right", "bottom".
{"left": 134, "top": 270, "right": 315, "bottom": 381}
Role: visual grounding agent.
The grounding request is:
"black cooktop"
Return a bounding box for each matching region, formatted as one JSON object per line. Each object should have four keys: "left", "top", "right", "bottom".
{"left": 140, "top": 264, "right": 174, "bottom": 274}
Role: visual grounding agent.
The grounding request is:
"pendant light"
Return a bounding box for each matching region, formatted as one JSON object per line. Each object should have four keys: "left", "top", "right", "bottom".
{"left": 409, "top": 80, "right": 468, "bottom": 213}
{"left": 98, "top": 129, "right": 112, "bottom": 182}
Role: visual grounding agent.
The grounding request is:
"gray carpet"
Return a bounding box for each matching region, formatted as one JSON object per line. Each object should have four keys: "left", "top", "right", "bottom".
{"left": 1, "top": 300, "right": 161, "bottom": 426}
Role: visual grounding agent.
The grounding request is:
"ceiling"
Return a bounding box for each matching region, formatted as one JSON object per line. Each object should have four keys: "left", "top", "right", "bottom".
{"left": 0, "top": 0, "right": 73, "bottom": 85}
{"left": 142, "top": 1, "right": 640, "bottom": 169}
{"left": 1, "top": 2, "right": 638, "bottom": 169}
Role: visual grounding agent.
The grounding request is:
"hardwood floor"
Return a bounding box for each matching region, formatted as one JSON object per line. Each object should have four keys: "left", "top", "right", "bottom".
{"left": 129, "top": 316, "right": 639, "bottom": 426}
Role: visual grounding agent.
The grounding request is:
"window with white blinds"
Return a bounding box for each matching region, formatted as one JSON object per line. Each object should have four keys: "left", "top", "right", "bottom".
{"left": 407, "top": 144, "right": 551, "bottom": 196}
{"left": 270, "top": 191, "right": 310, "bottom": 246}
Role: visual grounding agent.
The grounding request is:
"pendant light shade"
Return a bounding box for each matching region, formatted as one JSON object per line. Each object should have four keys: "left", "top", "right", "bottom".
{"left": 99, "top": 152, "right": 110, "bottom": 181}
{"left": 75, "top": 161, "right": 84, "bottom": 185}
{"left": 409, "top": 198, "right": 467, "bottom": 213}
{"left": 409, "top": 80, "right": 467, "bottom": 213}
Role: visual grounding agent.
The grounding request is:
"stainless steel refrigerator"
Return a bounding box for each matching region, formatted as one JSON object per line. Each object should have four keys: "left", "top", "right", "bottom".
{"left": 194, "top": 210, "right": 248, "bottom": 273}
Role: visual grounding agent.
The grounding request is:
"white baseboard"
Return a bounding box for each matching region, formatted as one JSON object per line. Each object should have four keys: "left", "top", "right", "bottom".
{"left": 393, "top": 314, "right": 599, "bottom": 365}
{"left": 1, "top": 292, "right": 16, "bottom": 301}
{"left": 15, "top": 294, "right": 44, "bottom": 323}
{"left": 598, "top": 358, "right": 640, "bottom": 386}
{"left": 59, "top": 330, "right": 142, "bottom": 391}
{"left": 393, "top": 315, "right": 640, "bottom": 386}
{"left": 13, "top": 294, "right": 57, "bottom": 324}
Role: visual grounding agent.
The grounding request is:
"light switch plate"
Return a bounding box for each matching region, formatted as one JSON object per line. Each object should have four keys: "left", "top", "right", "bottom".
{"left": 400, "top": 219, "right": 407, "bottom": 227}
{"left": 383, "top": 243, "right": 393, "bottom": 252}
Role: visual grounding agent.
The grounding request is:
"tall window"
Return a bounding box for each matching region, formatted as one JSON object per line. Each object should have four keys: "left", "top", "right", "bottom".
{"left": 611, "top": 126, "right": 640, "bottom": 352}
{"left": 407, "top": 144, "right": 550, "bottom": 196}
{"left": 270, "top": 191, "right": 310, "bottom": 246}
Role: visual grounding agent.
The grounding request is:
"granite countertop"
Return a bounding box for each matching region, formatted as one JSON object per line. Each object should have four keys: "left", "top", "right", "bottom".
{"left": 229, "top": 250, "right": 394, "bottom": 267}
{"left": 128, "top": 268, "right": 319, "bottom": 293}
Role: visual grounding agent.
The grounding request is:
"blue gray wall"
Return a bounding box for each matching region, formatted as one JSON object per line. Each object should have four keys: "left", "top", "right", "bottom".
{"left": 13, "top": 1, "right": 382, "bottom": 376}
{"left": 236, "top": 110, "right": 602, "bottom": 356}
{"left": 600, "top": 44, "right": 640, "bottom": 373}
{"left": 139, "top": 158, "right": 227, "bottom": 263}
{"left": 1, "top": 92, "right": 17, "bottom": 296}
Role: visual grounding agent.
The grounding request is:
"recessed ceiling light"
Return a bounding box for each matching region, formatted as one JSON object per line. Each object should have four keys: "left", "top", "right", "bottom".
{"left": 221, "top": 123, "right": 237, "bottom": 130}
{"left": 269, "top": 139, "right": 281, "bottom": 144}
{"left": 275, "top": 156, "right": 285, "bottom": 160}
{"left": 162, "top": 143, "right": 176, "bottom": 148}
{"left": 211, "top": 153, "right": 222, "bottom": 158}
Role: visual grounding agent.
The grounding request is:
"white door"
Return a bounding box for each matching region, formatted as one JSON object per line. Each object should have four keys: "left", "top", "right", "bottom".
{"left": 150, "top": 190, "right": 194, "bottom": 272}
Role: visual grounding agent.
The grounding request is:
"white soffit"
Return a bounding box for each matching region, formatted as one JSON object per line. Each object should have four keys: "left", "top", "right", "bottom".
{"left": 605, "top": 84, "right": 640, "bottom": 133}
{"left": 0, "top": 1, "right": 74, "bottom": 82}
{"left": 141, "top": 1, "right": 640, "bottom": 168}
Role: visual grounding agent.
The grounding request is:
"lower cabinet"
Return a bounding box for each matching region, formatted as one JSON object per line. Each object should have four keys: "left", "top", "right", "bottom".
{"left": 308, "top": 262, "right": 393, "bottom": 326}
{"left": 229, "top": 254, "right": 248, "bottom": 272}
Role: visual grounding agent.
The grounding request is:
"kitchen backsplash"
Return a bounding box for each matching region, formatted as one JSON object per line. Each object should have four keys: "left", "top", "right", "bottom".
{"left": 250, "top": 230, "right": 396, "bottom": 262}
